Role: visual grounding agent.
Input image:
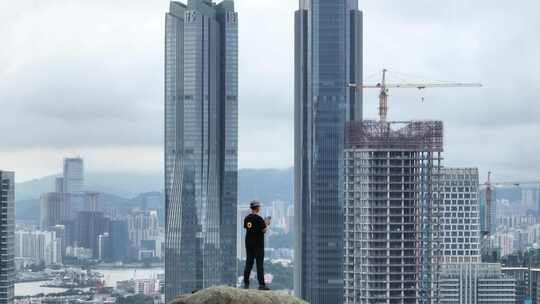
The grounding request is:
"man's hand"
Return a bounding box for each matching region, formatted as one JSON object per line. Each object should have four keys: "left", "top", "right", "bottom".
{"left": 264, "top": 216, "right": 272, "bottom": 227}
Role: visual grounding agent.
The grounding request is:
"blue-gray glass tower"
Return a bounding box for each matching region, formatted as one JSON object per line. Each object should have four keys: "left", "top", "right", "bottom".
{"left": 164, "top": 0, "right": 238, "bottom": 300}
{"left": 0, "top": 171, "right": 15, "bottom": 304}
{"left": 294, "top": 0, "right": 363, "bottom": 303}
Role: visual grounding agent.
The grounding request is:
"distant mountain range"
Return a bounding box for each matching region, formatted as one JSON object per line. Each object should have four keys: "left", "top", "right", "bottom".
{"left": 15, "top": 168, "right": 294, "bottom": 224}
{"left": 16, "top": 171, "right": 165, "bottom": 201}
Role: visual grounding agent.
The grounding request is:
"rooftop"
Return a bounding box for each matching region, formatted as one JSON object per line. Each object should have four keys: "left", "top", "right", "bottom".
{"left": 345, "top": 120, "right": 443, "bottom": 152}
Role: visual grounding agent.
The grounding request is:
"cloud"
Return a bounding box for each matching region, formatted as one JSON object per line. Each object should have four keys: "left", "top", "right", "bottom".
{"left": 0, "top": 1, "right": 164, "bottom": 149}
{"left": 0, "top": 0, "right": 539, "bottom": 181}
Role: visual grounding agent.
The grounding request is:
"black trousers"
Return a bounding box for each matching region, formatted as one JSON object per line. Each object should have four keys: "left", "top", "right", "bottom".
{"left": 243, "top": 243, "right": 265, "bottom": 286}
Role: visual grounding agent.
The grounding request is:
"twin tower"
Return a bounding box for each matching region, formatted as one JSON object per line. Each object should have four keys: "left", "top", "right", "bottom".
{"left": 164, "top": 0, "right": 362, "bottom": 303}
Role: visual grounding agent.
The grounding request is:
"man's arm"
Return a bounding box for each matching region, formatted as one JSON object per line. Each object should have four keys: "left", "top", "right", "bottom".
{"left": 262, "top": 216, "right": 270, "bottom": 233}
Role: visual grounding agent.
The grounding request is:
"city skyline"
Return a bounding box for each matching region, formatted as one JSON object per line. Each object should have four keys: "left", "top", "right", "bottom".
{"left": 1, "top": 0, "right": 539, "bottom": 183}
{"left": 0, "top": 1, "right": 539, "bottom": 303}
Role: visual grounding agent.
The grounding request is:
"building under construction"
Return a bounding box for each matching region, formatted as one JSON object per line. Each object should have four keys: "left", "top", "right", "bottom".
{"left": 343, "top": 120, "right": 443, "bottom": 304}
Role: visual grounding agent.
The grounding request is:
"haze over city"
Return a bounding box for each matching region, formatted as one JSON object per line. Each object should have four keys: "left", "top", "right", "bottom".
{"left": 1, "top": 0, "right": 539, "bottom": 182}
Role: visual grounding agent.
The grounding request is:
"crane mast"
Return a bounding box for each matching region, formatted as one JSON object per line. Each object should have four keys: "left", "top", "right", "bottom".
{"left": 482, "top": 171, "right": 540, "bottom": 236}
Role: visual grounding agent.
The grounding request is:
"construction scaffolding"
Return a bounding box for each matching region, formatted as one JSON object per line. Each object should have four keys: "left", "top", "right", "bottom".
{"left": 345, "top": 120, "right": 443, "bottom": 152}
{"left": 344, "top": 120, "right": 443, "bottom": 304}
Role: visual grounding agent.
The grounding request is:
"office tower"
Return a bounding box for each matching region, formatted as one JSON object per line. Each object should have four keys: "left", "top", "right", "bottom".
{"left": 439, "top": 263, "right": 516, "bottom": 304}
{"left": 164, "top": 0, "right": 238, "bottom": 298}
{"left": 40, "top": 192, "right": 72, "bottom": 229}
{"left": 83, "top": 192, "right": 100, "bottom": 212}
{"left": 294, "top": 0, "right": 363, "bottom": 302}
{"left": 110, "top": 220, "right": 129, "bottom": 262}
{"left": 63, "top": 157, "right": 84, "bottom": 194}
{"left": 440, "top": 168, "right": 481, "bottom": 263}
{"left": 0, "top": 171, "right": 14, "bottom": 304}
{"left": 343, "top": 121, "right": 443, "bottom": 304}
{"left": 76, "top": 211, "right": 109, "bottom": 258}
{"left": 500, "top": 267, "right": 529, "bottom": 304}
{"left": 55, "top": 177, "right": 64, "bottom": 193}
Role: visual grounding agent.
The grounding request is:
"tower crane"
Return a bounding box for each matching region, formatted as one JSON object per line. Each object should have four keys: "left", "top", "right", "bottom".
{"left": 481, "top": 171, "right": 540, "bottom": 236}
{"left": 348, "top": 69, "right": 483, "bottom": 122}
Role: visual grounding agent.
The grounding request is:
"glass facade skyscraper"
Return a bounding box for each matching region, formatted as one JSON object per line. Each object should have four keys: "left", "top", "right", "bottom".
{"left": 63, "top": 157, "right": 84, "bottom": 195}
{"left": 294, "top": 0, "right": 363, "bottom": 303}
{"left": 0, "top": 171, "right": 14, "bottom": 304}
{"left": 164, "top": 0, "right": 238, "bottom": 300}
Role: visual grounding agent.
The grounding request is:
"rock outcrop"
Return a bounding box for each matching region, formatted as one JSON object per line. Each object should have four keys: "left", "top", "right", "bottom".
{"left": 169, "top": 286, "right": 308, "bottom": 304}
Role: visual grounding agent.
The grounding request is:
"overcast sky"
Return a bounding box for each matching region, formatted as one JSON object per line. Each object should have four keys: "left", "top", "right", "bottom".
{"left": 0, "top": 0, "right": 539, "bottom": 182}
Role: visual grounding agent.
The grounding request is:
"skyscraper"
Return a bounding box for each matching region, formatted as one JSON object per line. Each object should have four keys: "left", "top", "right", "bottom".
{"left": 76, "top": 211, "right": 109, "bottom": 258}
{"left": 343, "top": 121, "right": 443, "bottom": 304}
{"left": 14, "top": 230, "right": 62, "bottom": 266}
{"left": 40, "top": 192, "right": 72, "bottom": 230}
{"left": 440, "top": 168, "right": 481, "bottom": 264}
{"left": 127, "top": 210, "right": 159, "bottom": 249}
{"left": 164, "top": 0, "right": 238, "bottom": 299}
{"left": 0, "top": 171, "right": 14, "bottom": 304}
{"left": 109, "top": 220, "right": 129, "bottom": 262}
{"left": 294, "top": 0, "right": 363, "bottom": 302}
{"left": 83, "top": 192, "right": 100, "bottom": 212}
{"left": 63, "top": 157, "right": 84, "bottom": 195}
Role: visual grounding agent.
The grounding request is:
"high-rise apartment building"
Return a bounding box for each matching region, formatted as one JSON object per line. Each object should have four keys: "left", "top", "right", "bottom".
{"left": 63, "top": 157, "right": 84, "bottom": 195}
{"left": 236, "top": 204, "right": 250, "bottom": 261}
{"left": 164, "top": 0, "right": 238, "bottom": 299}
{"left": 40, "top": 192, "right": 72, "bottom": 230}
{"left": 0, "top": 171, "right": 14, "bottom": 304}
{"left": 343, "top": 121, "right": 443, "bottom": 304}
{"left": 128, "top": 210, "right": 159, "bottom": 249}
{"left": 294, "top": 0, "right": 363, "bottom": 302}
{"left": 480, "top": 185, "right": 497, "bottom": 236}
{"left": 50, "top": 225, "right": 67, "bottom": 258}
{"left": 14, "top": 230, "right": 62, "bottom": 265}
{"left": 440, "top": 168, "right": 481, "bottom": 263}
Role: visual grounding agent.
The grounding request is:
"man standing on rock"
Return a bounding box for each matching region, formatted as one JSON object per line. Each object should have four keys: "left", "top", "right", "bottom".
{"left": 243, "top": 200, "right": 271, "bottom": 290}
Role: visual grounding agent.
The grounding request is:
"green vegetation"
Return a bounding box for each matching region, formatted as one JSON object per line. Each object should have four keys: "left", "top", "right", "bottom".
{"left": 116, "top": 294, "right": 156, "bottom": 304}
{"left": 265, "top": 262, "right": 293, "bottom": 290}
{"left": 267, "top": 232, "right": 293, "bottom": 249}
